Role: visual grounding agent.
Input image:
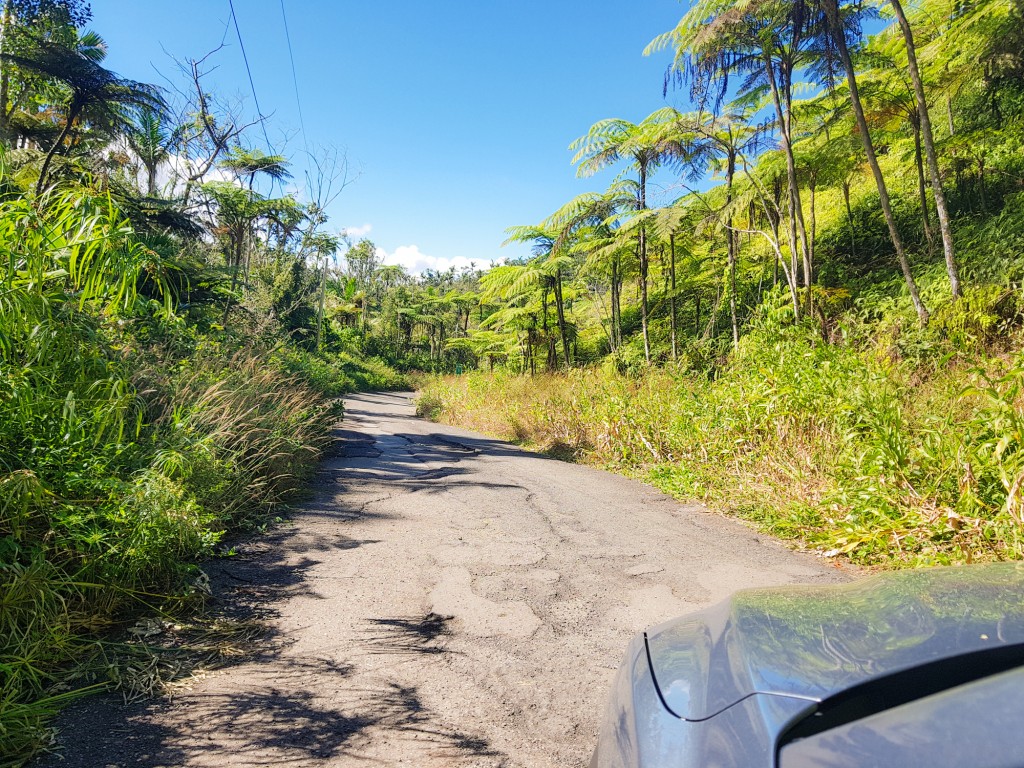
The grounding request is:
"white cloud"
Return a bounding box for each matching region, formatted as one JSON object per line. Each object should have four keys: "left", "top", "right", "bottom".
{"left": 107, "top": 138, "right": 236, "bottom": 196}
{"left": 377, "top": 244, "right": 493, "bottom": 275}
{"left": 343, "top": 223, "right": 373, "bottom": 239}
{"left": 162, "top": 152, "right": 235, "bottom": 191}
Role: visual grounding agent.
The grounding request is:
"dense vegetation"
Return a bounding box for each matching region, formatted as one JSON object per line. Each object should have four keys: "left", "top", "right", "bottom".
{"left": 416, "top": 0, "right": 1024, "bottom": 569}
{"left": 2, "top": 0, "right": 1023, "bottom": 761}
{"left": 0, "top": 3, "right": 414, "bottom": 762}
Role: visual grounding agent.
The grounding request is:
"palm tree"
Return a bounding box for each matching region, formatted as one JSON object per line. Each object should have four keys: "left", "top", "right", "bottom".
{"left": 542, "top": 185, "right": 633, "bottom": 351}
{"left": 447, "top": 289, "right": 479, "bottom": 337}
{"left": 501, "top": 226, "right": 574, "bottom": 369}
{"left": 657, "top": 106, "right": 765, "bottom": 340}
{"left": 887, "top": 0, "right": 961, "bottom": 298}
{"left": 813, "top": 0, "right": 929, "bottom": 324}
{"left": 715, "top": 147, "right": 803, "bottom": 318}
{"left": 571, "top": 112, "right": 686, "bottom": 362}
{"left": 3, "top": 34, "right": 164, "bottom": 194}
{"left": 127, "top": 106, "right": 169, "bottom": 196}
{"left": 304, "top": 231, "right": 340, "bottom": 350}
{"left": 853, "top": 69, "right": 935, "bottom": 252}
{"left": 776, "top": 91, "right": 858, "bottom": 313}
{"left": 622, "top": 199, "right": 701, "bottom": 358}
{"left": 446, "top": 330, "right": 512, "bottom": 372}
{"left": 220, "top": 146, "right": 292, "bottom": 190}
{"left": 647, "top": 0, "right": 815, "bottom": 318}
{"left": 202, "top": 180, "right": 296, "bottom": 323}
{"left": 480, "top": 258, "right": 555, "bottom": 373}
{"left": 0, "top": 0, "right": 93, "bottom": 141}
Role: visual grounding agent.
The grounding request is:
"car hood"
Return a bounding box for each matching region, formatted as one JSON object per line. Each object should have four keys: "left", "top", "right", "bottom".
{"left": 646, "top": 563, "right": 1024, "bottom": 721}
{"left": 778, "top": 665, "right": 1024, "bottom": 768}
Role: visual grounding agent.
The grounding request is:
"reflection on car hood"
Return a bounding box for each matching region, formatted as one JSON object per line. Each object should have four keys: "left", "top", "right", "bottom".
{"left": 645, "top": 563, "right": 1024, "bottom": 721}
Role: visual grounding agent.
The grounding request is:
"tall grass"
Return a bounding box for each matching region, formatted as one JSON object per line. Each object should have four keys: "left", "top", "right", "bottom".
{"left": 272, "top": 346, "right": 407, "bottom": 396}
{"left": 419, "top": 314, "right": 1024, "bottom": 569}
{"left": 0, "top": 186, "right": 342, "bottom": 763}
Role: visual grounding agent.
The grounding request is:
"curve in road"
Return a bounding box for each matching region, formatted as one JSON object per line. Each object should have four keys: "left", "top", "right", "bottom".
{"left": 39, "top": 391, "right": 846, "bottom": 768}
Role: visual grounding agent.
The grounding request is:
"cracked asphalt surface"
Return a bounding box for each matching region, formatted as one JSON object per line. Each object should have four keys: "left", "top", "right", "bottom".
{"left": 38, "top": 391, "right": 846, "bottom": 767}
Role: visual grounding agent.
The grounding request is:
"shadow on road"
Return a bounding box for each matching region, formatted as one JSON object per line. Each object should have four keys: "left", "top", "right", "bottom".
{"left": 365, "top": 612, "right": 454, "bottom": 656}
{"left": 34, "top": 417, "right": 509, "bottom": 768}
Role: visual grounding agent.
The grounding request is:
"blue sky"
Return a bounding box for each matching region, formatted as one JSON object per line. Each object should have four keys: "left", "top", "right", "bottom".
{"left": 91, "top": 1, "right": 694, "bottom": 271}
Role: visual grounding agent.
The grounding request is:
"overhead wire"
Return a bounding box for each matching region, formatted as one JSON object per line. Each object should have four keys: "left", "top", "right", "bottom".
{"left": 279, "top": 0, "right": 314, "bottom": 198}
{"left": 226, "top": 0, "right": 274, "bottom": 153}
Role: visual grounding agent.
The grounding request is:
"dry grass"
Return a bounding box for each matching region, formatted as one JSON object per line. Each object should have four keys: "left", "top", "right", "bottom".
{"left": 419, "top": 334, "right": 1024, "bottom": 570}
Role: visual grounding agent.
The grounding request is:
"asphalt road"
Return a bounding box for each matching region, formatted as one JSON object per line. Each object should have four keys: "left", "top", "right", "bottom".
{"left": 40, "top": 391, "right": 845, "bottom": 768}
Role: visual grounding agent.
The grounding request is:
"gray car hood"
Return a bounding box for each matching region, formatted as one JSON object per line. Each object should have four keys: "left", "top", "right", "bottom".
{"left": 646, "top": 563, "right": 1024, "bottom": 720}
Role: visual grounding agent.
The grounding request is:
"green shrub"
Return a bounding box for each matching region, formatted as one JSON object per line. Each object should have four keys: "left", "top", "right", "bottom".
{"left": 0, "top": 186, "right": 345, "bottom": 763}
{"left": 419, "top": 326, "right": 1024, "bottom": 568}
{"left": 272, "top": 347, "right": 407, "bottom": 397}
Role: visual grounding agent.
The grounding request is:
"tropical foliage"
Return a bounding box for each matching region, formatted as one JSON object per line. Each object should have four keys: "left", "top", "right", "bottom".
{"left": 0, "top": 5, "right": 410, "bottom": 762}
{"left": 418, "top": 0, "right": 1024, "bottom": 572}
{"left": 2, "top": 0, "right": 1023, "bottom": 761}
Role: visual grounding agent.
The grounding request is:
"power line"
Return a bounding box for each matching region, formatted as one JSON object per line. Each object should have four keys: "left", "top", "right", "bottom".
{"left": 279, "top": 0, "right": 314, "bottom": 196}
{"left": 227, "top": 0, "right": 273, "bottom": 153}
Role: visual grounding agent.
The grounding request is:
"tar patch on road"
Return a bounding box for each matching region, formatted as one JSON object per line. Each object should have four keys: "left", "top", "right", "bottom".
{"left": 328, "top": 428, "right": 382, "bottom": 458}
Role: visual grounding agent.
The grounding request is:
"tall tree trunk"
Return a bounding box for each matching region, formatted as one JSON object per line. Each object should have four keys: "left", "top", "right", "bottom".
{"left": 610, "top": 256, "right": 620, "bottom": 350}
{"left": 891, "top": 0, "right": 961, "bottom": 298}
{"left": 243, "top": 230, "right": 253, "bottom": 292}
{"left": 0, "top": 67, "right": 8, "bottom": 146}
{"left": 788, "top": 204, "right": 799, "bottom": 302}
{"left": 824, "top": 0, "right": 929, "bottom": 325}
{"left": 669, "top": 234, "right": 678, "bottom": 361}
{"left": 222, "top": 228, "right": 245, "bottom": 325}
{"left": 805, "top": 176, "right": 816, "bottom": 317}
{"left": 765, "top": 57, "right": 811, "bottom": 290}
{"left": 316, "top": 252, "right": 328, "bottom": 350}
{"left": 36, "top": 107, "right": 78, "bottom": 195}
{"left": 726, "top": 151, "right": 739, "bottom": 347}
{"left": 639, "top": 266, "right": 650, "bottom": 359}
{"left": 541, "top": 287, "right": 555, "bottom": 372}
{"left": 0, "top": 0, "right": 12, "bottom": 144}
{"left": 757, "top": 174, "right": 801, "bottom": 317}
{"left": 554, "top": 269, "right": 571, "bottom": 368}
{"left": 638, "top": 165, "right": 651, "bottom": 363}
{"left": 912, "top": 121, "right": 935, "bottom": 251}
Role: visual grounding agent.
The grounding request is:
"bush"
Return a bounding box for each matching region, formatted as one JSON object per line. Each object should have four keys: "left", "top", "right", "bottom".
{"left": 418, "top": 324, "right": 1024, "bottom": 569}
{"left": 273, "top": 347, "right": 407, "bottom": 397}
{"left": 0, "top": 186, "right": 347, "bottom": 763}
